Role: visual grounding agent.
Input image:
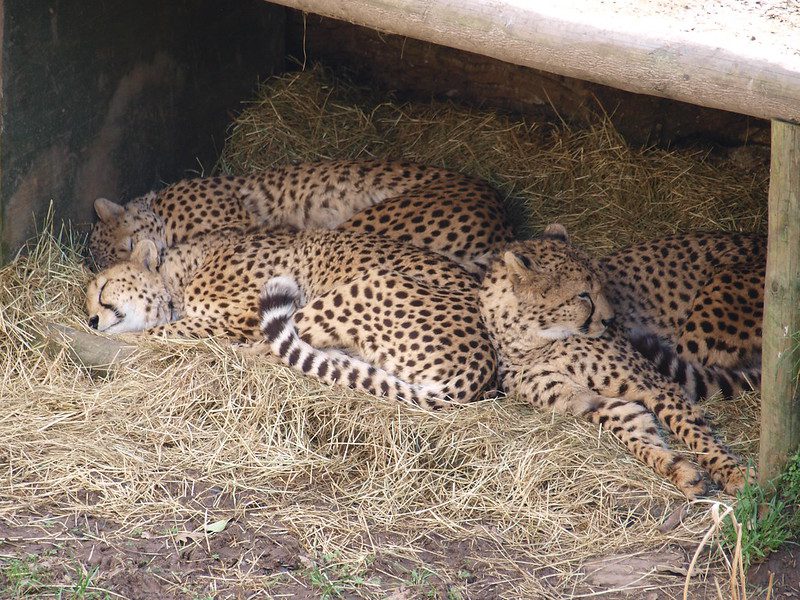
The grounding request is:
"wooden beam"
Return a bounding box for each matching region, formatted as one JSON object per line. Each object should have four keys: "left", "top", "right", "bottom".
{"left": 759, "top": 120, "right": 800, "bottom": 484}
{"left": 268, "top": 0, "right": 800, "bottom": 123}
{"left": 287, "top": 13, "right": 771, "bottom": 149}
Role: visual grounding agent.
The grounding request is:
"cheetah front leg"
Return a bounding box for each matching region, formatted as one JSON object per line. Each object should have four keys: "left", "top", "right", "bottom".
{"left": 613, "top": 366, "right": 751, "bottom": 495}
{"left": 508, "top": 368, "right": 707, "bottom": 499}
{"left": 146, "top": 317, "right": 253, "bottom": 344}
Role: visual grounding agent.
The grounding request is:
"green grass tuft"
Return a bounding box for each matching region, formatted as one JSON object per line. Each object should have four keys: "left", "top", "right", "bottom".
{"left": 304, "top": 553, "right": 369, "bottom": 599}
{"left": 723, "top": 451, "right": 800, "bottom": 570}
{"left": 1, "top": 555, "right": 48, "bottom": 598}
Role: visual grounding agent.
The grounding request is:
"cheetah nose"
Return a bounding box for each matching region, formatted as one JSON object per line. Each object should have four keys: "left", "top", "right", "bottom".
{"left": 88, "top": 316, "right": 99, "bottom": 329}
{"left": 601, "top": 317, "right": 615, "bottom": 328}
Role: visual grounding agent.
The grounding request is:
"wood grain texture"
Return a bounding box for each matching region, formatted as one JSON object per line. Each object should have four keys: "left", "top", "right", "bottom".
{"left": 759, "top": 120, "right": 800, "bottom": 483}
{"left": 271, "top": 0, "right": 800, "bottom": 122}
{"left": 287, "top": 12, "right": 770, "bottom": 148}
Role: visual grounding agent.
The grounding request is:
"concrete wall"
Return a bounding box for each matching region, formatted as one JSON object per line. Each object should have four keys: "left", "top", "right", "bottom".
{"left": 0, "top": 0, "right": 285, "bottom": 261}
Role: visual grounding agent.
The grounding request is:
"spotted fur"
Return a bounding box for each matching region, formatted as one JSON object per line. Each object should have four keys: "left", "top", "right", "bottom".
{"left": 85, "top": 229, "right": 495, "bottom": 408}
{"left": 626, "top": 332, "right": 760, "bottom": 402}
{"left": 600, "top": 232, "right": 764, "bottom": 398}
{"left": 479, "top": 224, "right": 750, "bottom": 498}
{"left": 88, "top": 159, "right": 514, "bottom": 274}
{"left": 259, "top": 276, "right": 449, "bottom": 408}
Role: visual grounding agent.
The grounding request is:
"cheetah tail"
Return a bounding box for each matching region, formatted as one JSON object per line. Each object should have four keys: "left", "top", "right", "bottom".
{"left": 258, "top": 276, "right": 449, "bottom": 410}
{"left": 629, "top": 331, "right": 760, "bottom": 401}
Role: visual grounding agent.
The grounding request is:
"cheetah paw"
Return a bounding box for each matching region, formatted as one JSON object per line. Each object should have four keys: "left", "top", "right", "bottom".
{"left": 672, "top": 459, "right": 708, "bottom": 500}
{"left": 722, "top": 465, "right": 756, "bottom": 496}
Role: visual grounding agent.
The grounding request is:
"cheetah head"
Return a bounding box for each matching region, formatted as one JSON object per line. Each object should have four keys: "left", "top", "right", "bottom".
{"left": 88, "top": 193, "right": 166, "bottom": 270}
{"left": 479, "top": 224, "right": 614, "bottom": 347}
{"left": 85, "top": 239, "right": 173, "bottom": 333}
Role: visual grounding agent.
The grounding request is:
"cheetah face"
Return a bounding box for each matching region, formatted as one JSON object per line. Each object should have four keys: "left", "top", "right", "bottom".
{"left": 85, "top": 240, "right": 172, "bottom": 333}
{"left": 88, "top": 194, "right": 166, "bottom": 270}
{"left": 481, "top": 224, "right": 615, "bottom": 344}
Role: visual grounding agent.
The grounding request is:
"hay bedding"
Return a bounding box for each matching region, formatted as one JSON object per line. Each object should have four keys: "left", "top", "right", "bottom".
{"left": 0, "top": 66, "right": 766, "bottom": 598}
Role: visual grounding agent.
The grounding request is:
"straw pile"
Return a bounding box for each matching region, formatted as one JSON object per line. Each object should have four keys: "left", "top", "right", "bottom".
{"left": 221, "top": 65, "right": 769, "bottom": 248}
{"left": 0, "top": 65, "right": 768, "bottom": 597}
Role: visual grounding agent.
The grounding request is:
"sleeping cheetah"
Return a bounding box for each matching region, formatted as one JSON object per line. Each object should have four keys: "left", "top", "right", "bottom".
{"left": 479, "top": 224, "right": 750, "bottom": 497}
{"left": 85, "top": 229, "right": 495, "bottom": 408}
{"left": 600, "top": 232, "right": 764, "bottom": 399}
{"left": 88, "top": 159, "right": 514, "bottom": 274}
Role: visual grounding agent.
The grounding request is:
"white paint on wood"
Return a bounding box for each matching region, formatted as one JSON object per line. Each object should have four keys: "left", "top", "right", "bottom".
{"left": 268, "top": 0, "right": 800, "bottom": 122}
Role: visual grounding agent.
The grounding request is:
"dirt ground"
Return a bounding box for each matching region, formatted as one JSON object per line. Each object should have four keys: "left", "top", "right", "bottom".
{"left": 749, "top": 544, "right": 800, "bottom": 599}
{"left": 0, "top": 492, "right": 539, "bottom": 599}
{"left": 1, "top": 494, "right": 796, "bottom": 599}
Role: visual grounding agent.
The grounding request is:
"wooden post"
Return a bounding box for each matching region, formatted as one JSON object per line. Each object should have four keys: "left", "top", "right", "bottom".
{"left": 759, "top": 120, "right": 800, "bottom": 484}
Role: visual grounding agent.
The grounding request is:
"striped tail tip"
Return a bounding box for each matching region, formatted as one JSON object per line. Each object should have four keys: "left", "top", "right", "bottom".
{"left": 260, "top": 275, "right": 301, "bottom": 311}
{"left": 259, "top": 276, "right": 302, "bottom": 342}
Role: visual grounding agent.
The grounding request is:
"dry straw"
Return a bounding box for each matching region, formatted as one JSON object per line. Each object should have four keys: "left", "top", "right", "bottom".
{"left": 1, "top": 66, "right": 767, "bottom": 597}
{"left": 222, "top": 65, "right": 768, "bottom": 250}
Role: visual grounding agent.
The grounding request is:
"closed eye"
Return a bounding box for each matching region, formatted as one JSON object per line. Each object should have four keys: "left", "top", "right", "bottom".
{"left": 579, "top": 294, "right": 596, "bottom": 333}
{"left": 517, "top": 253, "right": 533, "bottom": 269}
{"left": 98, "top": 282, "right": 125, "bottom": 320}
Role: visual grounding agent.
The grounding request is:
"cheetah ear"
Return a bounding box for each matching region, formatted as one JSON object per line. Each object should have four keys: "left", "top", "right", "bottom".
{"left": 94, "top": 198, "right": 125, "bottom": 222}
{"left": 542, "top": 223, "right": 570, "bottom": 243}
{"left": 503, "top": 251, "right": 550, "bottom": 294}
{"left": 130, "top": 240, "right": 159, "bottom": 271}
{"left": 503, "top": 251, "right": 542, "bottom": 279}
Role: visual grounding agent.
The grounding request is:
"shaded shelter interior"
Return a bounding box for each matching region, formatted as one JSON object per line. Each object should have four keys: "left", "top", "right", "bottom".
{"left": 0, "top": 3, "right": 773, "bottom": 261}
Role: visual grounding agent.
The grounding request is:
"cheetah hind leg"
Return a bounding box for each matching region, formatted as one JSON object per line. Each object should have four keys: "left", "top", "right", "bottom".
{"left": 290, "top": 269, "right": 494, "bottom": 405}
{"left": 337, "top": 180, "right": 514, "bottom": 276}
{"left": 674, "top": 264, "right": 763, "bottom": 370}
{"left": 258, "top": 276, "right": 449, "bottom": 410}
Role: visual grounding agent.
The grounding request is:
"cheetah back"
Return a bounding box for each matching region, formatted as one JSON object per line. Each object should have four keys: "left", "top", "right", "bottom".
{"left": 600, "top": 231, "right": 764, "bottom": 391}
{"left": 88, "top": 160, "right": 514, "bottom": 273}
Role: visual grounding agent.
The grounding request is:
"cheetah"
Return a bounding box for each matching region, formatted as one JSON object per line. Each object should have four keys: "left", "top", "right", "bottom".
{"left": 479, "top": 224, "right": 750, "bottom": 497}
{"left": 88, "top": 159, "right": 514, "bottom": 274}
{"left": 599, "top": 232, "right": 764, "bottom": 399}
{"left": 85, "top": 229, "right": 496, "bottom": 408}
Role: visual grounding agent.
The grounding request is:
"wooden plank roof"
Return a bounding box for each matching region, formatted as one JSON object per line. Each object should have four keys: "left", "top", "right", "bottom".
{"left": 270, "top": 0, "right": 800, "bottom": 122}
